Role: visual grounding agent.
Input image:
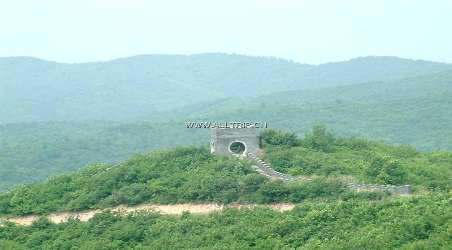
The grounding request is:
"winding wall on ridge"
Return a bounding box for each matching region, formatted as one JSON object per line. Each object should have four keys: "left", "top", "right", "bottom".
{"left": 246, "top": 153, "right": 411, "bottom": 195}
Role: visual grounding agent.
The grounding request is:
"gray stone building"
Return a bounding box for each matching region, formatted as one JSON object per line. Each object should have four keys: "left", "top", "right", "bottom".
{"left": 210, "top": 127, "right": 260, "bottom": 156}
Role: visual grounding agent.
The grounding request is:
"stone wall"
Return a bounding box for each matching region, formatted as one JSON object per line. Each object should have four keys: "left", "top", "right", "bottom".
{"left": 247, "top": 152, "right": 412, "bottom": 195}
{"left": 346, "top": 183, "right": 411, "bottom": 195}
{"left": 211, "top": 128, "right": 260, "bottom": 156}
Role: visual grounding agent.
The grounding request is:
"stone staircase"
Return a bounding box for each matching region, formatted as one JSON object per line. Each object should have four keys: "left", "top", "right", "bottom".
{"left": 246, "top": 153, "right": 295, "bottom": 181}
{"left": 246, "top": 152, "right": 411, "bottom": 195}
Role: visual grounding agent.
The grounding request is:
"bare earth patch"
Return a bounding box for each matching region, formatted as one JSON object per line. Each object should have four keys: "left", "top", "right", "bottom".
{"left": 1, "top": 203, "right": 296, "bottom": 226}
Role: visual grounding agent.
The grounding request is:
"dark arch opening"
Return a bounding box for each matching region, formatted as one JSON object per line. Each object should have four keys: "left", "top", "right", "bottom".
{"left": 229, "top": 141, "right": 246, "bottom": 154}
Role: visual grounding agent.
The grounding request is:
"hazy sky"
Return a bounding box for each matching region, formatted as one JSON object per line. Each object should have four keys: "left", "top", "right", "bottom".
{"left": 1, "top": 0, "right": 451, "bottom": 64}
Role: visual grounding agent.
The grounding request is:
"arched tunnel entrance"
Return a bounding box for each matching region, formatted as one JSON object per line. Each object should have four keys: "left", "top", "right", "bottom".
{"left": 229, "top": 141, "right": 246, "bottom": 155}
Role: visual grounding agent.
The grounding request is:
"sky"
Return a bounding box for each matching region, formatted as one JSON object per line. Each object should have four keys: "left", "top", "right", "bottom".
{"left": 1, "top": 0, "right": 451, "bottom": 64}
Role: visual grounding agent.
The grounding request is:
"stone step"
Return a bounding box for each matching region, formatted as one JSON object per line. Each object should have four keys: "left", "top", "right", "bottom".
{"left": 247, "top": 154, "right": 409, "bottom": 192}
{"left": 247, "top": 154, "right": 296, "bottom": 182}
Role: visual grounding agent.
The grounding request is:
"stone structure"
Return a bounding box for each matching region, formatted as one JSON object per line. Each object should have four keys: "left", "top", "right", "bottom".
{"left": 210, "top": 128, "right": 412, "bottom": 196}
{"left": 247, "top": 152, "right": 412, "bottom": 195}
{"left": 210, "top": 127, "right": 260, "bottom": 156}
{"left": 346, "top": 183, "right": 411, "bottom": 195}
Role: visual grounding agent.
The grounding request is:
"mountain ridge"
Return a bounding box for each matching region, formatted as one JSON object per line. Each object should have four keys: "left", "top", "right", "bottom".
{"left": 1, "top": 54, "right": 450, "bottom": 66}
{"left": 2, "top": 53, "right": 451, "bottom": 123}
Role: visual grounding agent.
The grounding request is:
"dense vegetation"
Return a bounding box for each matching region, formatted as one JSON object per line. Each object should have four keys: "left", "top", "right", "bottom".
{"left": 261, "top": 127, "right": 452, "bottom": 191}
{"left": 1, "top": 54, "right": 451, "bottom": 248}
{"left": 1, "top": 194, "right": 450, "bottom": 249}
{"left": 198, "top": 70, "right": 452, "bottom": 151}
{"left": 2, "top": 67, "right": 452, "bottom": 190}
{"left": 1, "top": 127, "right": 451, "bottom": 216}
{"left": 0, "top": 146, "right": 368, "bottom": 216}
{"left": 2, "top": 55, "right": 449, "bottom": 123}
{"left": 0, "top": 122, "right": 205, "bottom": 191}
{"left": 0, "top": 129, "right": 450, "bottom": 249}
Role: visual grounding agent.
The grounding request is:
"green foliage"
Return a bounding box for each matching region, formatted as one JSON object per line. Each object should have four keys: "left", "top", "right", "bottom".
{"left": 261, "top": 129, "right": 300, "bottom": 147}
{"left": 301, "top": 125, "right": 336, "bottom": 152}
{"left": 0, "top": 194, "right": 450, "bottom": 249}
{"left": 0, "top": 147, "right": 353, "bottom": 216}
{"left": 366, "top": 155, "right": 407, "bottom": 185}
{"left": 1, "top": 55, "right": 451, "bottom": 248}
{"left": 0, "top": 122, "right": 207, "bottom": 191}
{"left": 0, "top": 124, "right": 450, "bottom": 248}
{"left": 201, "top": 70, "right": 452, "bottom": 154}
{"left": 264, "top": 128, "right": 452, "bottom": 190}
{"left": 2, "top": 127, "right": 450, "bottom": 215}
{"left": 3, "top": 55, "right": 448, "bottom": 124}
{"left": 2, "top": 69, "right": 452, "bottom": 190}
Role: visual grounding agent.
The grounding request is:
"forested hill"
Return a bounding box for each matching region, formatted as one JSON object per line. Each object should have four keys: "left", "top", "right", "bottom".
{"left": 0, "top": 129, "right": 450, "bottom": 216}
{"left": 1, "top": 70, "right": 452, "bottom": 190}
{"left": 190, "top": 70, "right": 452, "bottom": 151}
{"left": 1, "top": 54, "right": 451, "bottom": 123}
{"left": 0, "top": 130, "right": 451, "bottom": 249}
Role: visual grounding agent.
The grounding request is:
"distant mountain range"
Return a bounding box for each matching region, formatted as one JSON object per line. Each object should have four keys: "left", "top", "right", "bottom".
{"left": 1, "top": 54, "right": 451, "bottom": 123}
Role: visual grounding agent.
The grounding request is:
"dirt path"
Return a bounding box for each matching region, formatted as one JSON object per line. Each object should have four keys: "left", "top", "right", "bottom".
{"left": 0, "top": 203, "right": 296, "bottom": 226}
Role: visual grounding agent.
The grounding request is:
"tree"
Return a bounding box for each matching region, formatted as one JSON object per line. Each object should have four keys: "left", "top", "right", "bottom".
{"left": 261, "top": 129, "right": 300, "bottom": 147}
{"left": 366, "top": 155, "right": 407, "bottom": 184}
{"left": 302, "top": 125, "right": 336, "bottom": 152}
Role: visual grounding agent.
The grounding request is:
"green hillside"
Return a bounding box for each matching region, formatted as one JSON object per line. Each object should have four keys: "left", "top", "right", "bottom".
{"left": 1, "top": 129, "right": 450, "bottom": 216}
{"left": 0, "top": 131, "right": 451, "bottom": 249}
{"left": 0, "top": 145, "right": 348, "bottom": 216}
{"left": 192, "top": 70, "right": 452, "bottom": 150}
{"left": 2, "top": 69, "right": 452, "bottom": 190}
{"left": 1, "top": 194, "right": 450, "bottom": 250}
{"left": 1, "top": 54, "right": 450, "bottom": 123}
{"left": 0, "top": 121, "right": 203, "bottom": 191}
{"left": 260, "top": 127, "right": 451, "bottom": 190}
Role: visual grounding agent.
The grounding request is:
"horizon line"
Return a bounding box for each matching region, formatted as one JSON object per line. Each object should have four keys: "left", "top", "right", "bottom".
{"left": 0, "top": 53, "right": 450, "bottom": 66}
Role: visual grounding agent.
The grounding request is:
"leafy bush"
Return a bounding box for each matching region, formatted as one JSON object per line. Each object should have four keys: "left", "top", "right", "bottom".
{"left": 301, "top": 125, "right": 336, "bottom": 152}
{"left": 365, "top": 155, "right": 407, "bottom": 184}
{"left": 264, "top": 127, "right": 451, "bottom": 190}
{"left": 0, "top": 194, "right": 450, "bottom": 249}
{"left": 0, "top": 146, "right": 353, "bottom": 216}
{"left": 261, "top": 129, "right": 300, "bottom": 147}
